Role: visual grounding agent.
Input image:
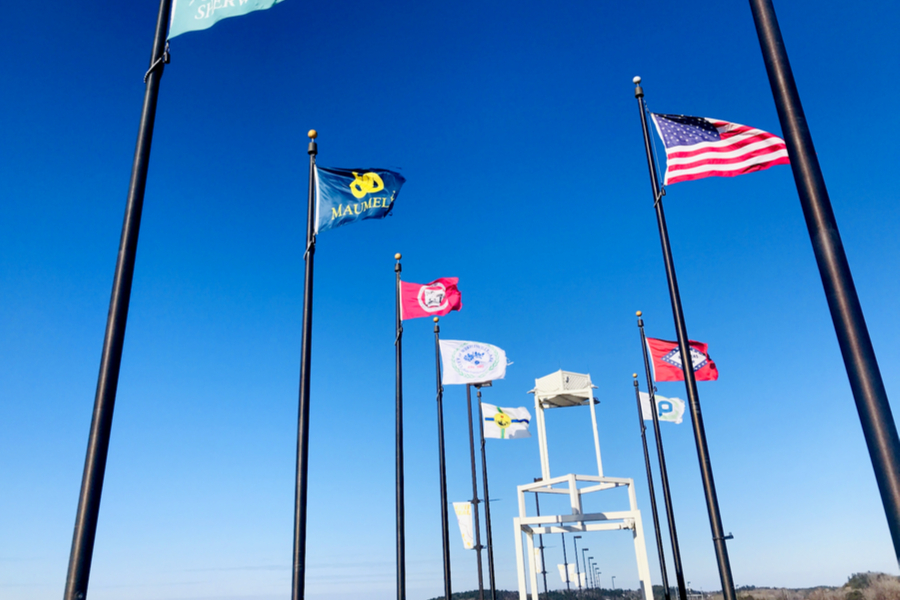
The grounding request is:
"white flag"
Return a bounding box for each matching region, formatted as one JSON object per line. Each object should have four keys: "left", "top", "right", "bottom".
{"left": 533, "top": 548, "right": 543, "bottom": 573}
{"left": 439, "top": 340, "right": 507, "bottom": 385}
{"left": 557, "top": 563, "right": 577, "bottom": 583}
{"left": 482, "top": 403, "right": 531, "bottom": 439}
{"left": 452, "top": 502, "right": 475, "bottom": 549}
{"left": 639, "top": 391, "right": 685, "bottom": 424}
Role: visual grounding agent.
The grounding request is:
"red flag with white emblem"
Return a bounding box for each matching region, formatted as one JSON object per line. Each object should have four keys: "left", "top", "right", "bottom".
{"left": 400, "top": 277, "right": 462, "bottom": 320}
{"left": 646, "top": 337, "right": 718, "bottom": 382}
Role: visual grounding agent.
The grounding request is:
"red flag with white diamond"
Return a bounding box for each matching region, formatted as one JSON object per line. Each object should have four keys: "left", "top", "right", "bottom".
{"left": 646, "top": 337, "right": 718, "bottom": 382}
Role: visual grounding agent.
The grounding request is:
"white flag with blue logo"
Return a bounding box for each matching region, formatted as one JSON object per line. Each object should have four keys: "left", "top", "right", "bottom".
{"left": 439, "top": 340, "right": 507, "bottom": 385}
{"left": 639, "top": 391, "right": 685, "bottom": 424}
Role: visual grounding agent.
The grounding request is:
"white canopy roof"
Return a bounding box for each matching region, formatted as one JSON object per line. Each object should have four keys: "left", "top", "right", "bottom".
{"left": 528, "top": 370, "right": 597, "bottom": 408}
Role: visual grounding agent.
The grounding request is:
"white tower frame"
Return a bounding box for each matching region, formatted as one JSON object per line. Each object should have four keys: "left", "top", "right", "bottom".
{"left": 513, "top": 370, "right": 652, "bottom": 600}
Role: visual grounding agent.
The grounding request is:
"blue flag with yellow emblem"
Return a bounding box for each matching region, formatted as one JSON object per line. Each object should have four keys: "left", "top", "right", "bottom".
{"left": 314, "top": 166, "right": 406, "bottom": 234}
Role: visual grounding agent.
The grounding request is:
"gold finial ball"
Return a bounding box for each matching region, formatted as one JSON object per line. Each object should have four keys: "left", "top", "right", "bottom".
{"left": 636, "top": 310, "right": 642, "bottom": 317}
{"left": 308, "top": 129, "right": 318, "bottom": 139}
{"left": 394, "top": 253, "right": 402, "bottom": 260}
{"left": 633, "top": 373, "right": 638, "bottom": 378}
{"left": 433, "top": 317, "right": 439, "bottom": 323}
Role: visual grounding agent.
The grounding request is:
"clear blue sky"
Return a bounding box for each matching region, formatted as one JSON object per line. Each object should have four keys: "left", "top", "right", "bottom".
{"left": 3, "top": 2, "right": 900, "bottom": 600}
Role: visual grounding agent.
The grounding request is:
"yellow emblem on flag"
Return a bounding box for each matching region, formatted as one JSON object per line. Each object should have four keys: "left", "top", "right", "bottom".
{"left": 494, "top": 413, "right": 512, "bottom": 429}
{"left": 349, "top": 172, "right": 385, "bottom": 199}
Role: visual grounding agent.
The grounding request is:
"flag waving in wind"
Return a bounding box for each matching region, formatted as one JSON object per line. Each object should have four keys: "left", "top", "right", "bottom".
{"left": 482, "top": 403, "right": 531, "bottom": 439}
{"left": 400, "top": 278, "right": 462, "bottom": 319}
{"left": 169, "top": 0, "right": 286, "bottom": 39}
{"left": 646, "top": 337, "right": 718, "bottom": 382}
{"left": 439, "top": 340, "right": 507, "bottom": 385}
{"left": 651, "top": 113, "right": 789, "bottom": 185}
{"left": 639, "top": 391, "right": 686, "bottom": 424}
{"left": 315, "top": 166, "right": 406, "bottom": 234}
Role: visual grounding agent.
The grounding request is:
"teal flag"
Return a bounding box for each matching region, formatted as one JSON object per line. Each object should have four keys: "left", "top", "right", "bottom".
{"left": 315, "top": 166, "right": 406, "bottom": 234}
{"left": 168, "top": 0, "right": 285, "bottom": 39}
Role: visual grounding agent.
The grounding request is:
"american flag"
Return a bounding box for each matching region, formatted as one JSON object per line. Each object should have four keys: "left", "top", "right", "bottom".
{"left": 650, "top": 113, "right": 789, "bottom": 185}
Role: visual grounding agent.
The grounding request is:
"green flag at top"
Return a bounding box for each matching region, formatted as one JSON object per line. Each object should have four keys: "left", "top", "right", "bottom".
{"left": 168, "top": 0, "right": 285, "bottom": 39}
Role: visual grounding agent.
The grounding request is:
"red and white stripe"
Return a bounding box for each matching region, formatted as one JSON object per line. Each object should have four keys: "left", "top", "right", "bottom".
{"left": 657, "top": 118, "right": 790, "bottom": 185}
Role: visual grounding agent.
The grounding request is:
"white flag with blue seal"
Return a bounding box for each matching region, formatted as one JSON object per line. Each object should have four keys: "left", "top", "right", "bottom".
{"left": 639, "top": 391, "right": 685, "bottom": 424}
{"left": 439, "top": 340, "right": 507, "bottom": 385}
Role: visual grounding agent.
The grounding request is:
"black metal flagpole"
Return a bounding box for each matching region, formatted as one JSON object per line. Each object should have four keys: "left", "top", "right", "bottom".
{"left": 394, "top": 253, "right": 406, "bottom": 600}
{"left": 748, "top": 0, "right": 900, "bottom": 562}
{"left": 561, "top": 532, "right": 570, "bottom": 592}
{"left": 63, "top": 2, "right": 171, "bottom": 598}
{"left": 637, "top": 312, "right": 686, "bottom": 600}
{"left": 631, "top": 373, "right": 672, "bottom": 600}
{"left": 476, "top": 387, "right": 497, "bottom": 600}
{"left": 434, "top": 317, "right": 452, "bottom": 600}
{"left": 634, "top": 77, "right": 737, "bottom": 600}
{"left": 291, "top": 129, "right": 318, "bottom": 600}
{"left": 465, "top": 384, "right": 486, "bottom": 600}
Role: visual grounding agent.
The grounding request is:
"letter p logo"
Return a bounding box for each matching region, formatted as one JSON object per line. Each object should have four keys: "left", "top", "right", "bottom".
{"left": 658, "top": 400, "right": 674, "bottom": 418}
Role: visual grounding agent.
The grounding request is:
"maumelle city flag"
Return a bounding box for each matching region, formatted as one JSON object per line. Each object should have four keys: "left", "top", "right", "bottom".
{"left": 646, "top": 337, "right": 718, "bottom": 382}
{"left": 314, "top": 166, "right": 406, "bottom": 234}
{"left": 439, "top": 340, "right": 507, "bottom": 385}
{"left": 650, "top": 113, "right": 789, "bottom": 185}
{"left": 168, "top": 0, "right": 285, "bottom": 39}
{"left": 400, "top": 278, "right": 462, "bottom": 320}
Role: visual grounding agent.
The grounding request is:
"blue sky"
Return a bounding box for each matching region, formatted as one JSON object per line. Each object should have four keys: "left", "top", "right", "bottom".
{"left": 3, "top": 1, "right": 900, "bottom": 600}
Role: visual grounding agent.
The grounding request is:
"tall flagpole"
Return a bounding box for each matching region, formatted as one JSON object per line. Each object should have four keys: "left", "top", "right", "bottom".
{"left": 434, "top": 317, "right": 452, "bottom": 600}
{"left": 466, "top": 385, "right": 486, "bottom": 600}
{"left": 634, "top": 77, "right": 737, "bottom": 600}
{"left": 394, "top": 253, "right": 406, "bottom": 600}
{"left": 638, "top": 312, "right": 685, "bottom": 600}
{"left": 292, "top": 129, "right": 318, "bottom": 600}
{"left": 631, "top": 373, "right": 672, "bottom": 600}
{"left": 476, "top": 388, "right": 497, "bottom": 600}
{"left": 749, "top": 0, "right": 900, "bottom": 561}
{"left": 63, "top": 1, "right": 171, "bottom": 598}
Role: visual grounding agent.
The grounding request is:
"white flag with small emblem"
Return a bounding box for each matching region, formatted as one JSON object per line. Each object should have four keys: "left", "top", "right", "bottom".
{"left": 439, "top": 340, "right": 507, "bottom": 385}
{"left": 482, "top": 403, "right": 531, "bottom": 439}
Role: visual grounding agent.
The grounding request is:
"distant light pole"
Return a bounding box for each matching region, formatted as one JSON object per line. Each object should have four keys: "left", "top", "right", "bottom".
{"left": 588, "top": 556, "right": 595, "bottom": 588}
{"left": 612, "top": 576, "right": 616, "bottom": 590}
{"left": 573, "top": 536, "right": 583, "bottom": 592}
{"left": 581, "top": 548, "right": 589, "bottom": 590}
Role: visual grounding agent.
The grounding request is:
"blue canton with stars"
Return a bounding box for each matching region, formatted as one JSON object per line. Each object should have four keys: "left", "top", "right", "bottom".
{"left": 652, "top": 113, "right": 721, "bottom": 148}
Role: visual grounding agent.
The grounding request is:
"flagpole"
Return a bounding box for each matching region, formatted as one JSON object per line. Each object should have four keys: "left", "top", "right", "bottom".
{"left": 749, "top": 0, "right": 900, "bottom": 561}
{"left": 63, "top": 2, "right": 171, "bottom": 598}
{"left": 291, "top": 129, "right": 318, "bottom": 600}
{"left": 434, "top": 317, "right": 452, "bottom": 600}
{"left": 631, "top": 373, "right": 672, "bottom": 600}
{"left": 394, "top": 253, "right": 406, "bottom": 600}
{"left": 561, "top": 532, "right": 570, "bottom": 592}
{"left": 637, "top": 313, "right": 685, "bottom": 600}
{"left": 634, "top": 77, "right": 737, "bottom": 600}
{"left": 466, "top": 385, "right": 486, "bottom": 600}
{"left": 476, "top": 388, "right": 497, "bottom": 600}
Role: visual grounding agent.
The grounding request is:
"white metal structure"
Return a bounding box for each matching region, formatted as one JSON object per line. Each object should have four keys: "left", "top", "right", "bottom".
{"left": 513, "top": 370, "right": 652, "bottom": 600}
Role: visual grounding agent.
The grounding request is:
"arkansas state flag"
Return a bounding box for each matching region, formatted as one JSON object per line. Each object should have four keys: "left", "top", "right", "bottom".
{"left": 646, "top": 337, "right": 718, "bottom": 382}
{"left": 400, "top": 278, "right": 462, "bottom": 319}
